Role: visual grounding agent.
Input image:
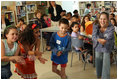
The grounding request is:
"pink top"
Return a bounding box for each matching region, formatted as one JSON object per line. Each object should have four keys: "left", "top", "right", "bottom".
{"left": 45, "top": 18, "right": 51, "bottom": 27}
{"left": 71, "top": 32, "right": 80, "bottom": 38}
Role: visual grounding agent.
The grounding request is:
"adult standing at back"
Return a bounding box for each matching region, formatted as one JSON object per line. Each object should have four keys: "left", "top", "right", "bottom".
{"left": 48, "top": 1, "right": 63, "bottom": 27}
{"left": 92, "top": 12, "right": 114, "bottom": 79}
{"left": 84, "top": 3, "right": 91, "bottom": 16}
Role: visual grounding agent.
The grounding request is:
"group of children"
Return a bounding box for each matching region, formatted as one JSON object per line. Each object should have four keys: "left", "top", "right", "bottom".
{"left": 1, "top": 5, "right": 117, "bottom": 79}
{"left": 1, "top": 17, "right": 92, "bottom": 79}
{"left": 1, "top": 23, "right": 47, "bottom": 79}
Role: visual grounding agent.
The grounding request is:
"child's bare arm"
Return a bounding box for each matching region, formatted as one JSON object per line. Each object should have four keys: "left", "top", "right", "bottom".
{"left": 35, "top": 51, "right": 42, "bottom": 58}
{"left": 38, "top": 57, "right": 47, "bottom": 64}
{"left": 78, "top": 35, "right": 84, "bottom": 39}
{"left": 34, "top": 38, "right": 42, "bottom": 57}
{"left": 1, "top": 41, "right": 25, "bottom": 64}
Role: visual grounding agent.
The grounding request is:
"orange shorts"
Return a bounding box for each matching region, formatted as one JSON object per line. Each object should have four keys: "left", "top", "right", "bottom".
{"left": 52, "top": 62, "right": 67, "bottom": 68}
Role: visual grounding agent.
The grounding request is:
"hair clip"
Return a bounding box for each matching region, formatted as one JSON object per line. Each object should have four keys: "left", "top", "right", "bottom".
{"left": 32, "top": 24, "right": 37, "bottom": 29}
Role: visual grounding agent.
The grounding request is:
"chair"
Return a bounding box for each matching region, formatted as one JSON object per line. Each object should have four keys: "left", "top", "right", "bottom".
{"left": 70, "top": 46, "right": 87, "bottom": 70}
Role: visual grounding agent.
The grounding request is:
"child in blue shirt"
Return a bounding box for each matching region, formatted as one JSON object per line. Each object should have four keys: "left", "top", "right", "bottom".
{"left": 50, "top": 18, "right": 71, "bottom": 79}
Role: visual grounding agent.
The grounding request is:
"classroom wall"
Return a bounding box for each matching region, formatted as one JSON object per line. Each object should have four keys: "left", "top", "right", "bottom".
{"left": 62, "top": 1, "right": 73, "bottom": 14}
{"left": 1, "top": 1, "right": 16, "bottom": 11}
{"left": 1, "top": 1, "right": 15, "bottom": 6}
{"left": 62, "top": 1, "right": 79, "bottom": 15}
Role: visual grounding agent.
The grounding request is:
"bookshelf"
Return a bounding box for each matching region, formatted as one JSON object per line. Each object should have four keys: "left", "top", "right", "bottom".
{"left": 5, "top": 11, "right": 15, "bottom": 25}
{"left": 79, "top": 1, "right": 100, "bottom": 17}
{"left": 16, "top": 5, "right": 27, "bottom": 24}
{"left": 79, "top": 2, "right": 88, "bottom": 17}
{"left": 26, "top": 4, "right": 37, "bottom": 24}
{"left": 79, "top": 1, "right": 117, "bottom": 17}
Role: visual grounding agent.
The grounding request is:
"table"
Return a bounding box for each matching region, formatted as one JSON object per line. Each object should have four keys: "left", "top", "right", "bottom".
{"left": 40, "top": 26, "right": 59, "bottom": 52}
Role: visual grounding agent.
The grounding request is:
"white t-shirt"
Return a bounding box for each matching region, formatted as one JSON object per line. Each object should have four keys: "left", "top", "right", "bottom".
{"left": 53, "top": 7, "right": 57, "bottom": 16}
{"left": 84, "top": 8, "right": 91, "bottom": 16}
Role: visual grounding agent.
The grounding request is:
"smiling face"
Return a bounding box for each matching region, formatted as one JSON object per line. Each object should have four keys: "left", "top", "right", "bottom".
{"left": 72, "top": 24, "right": 79, "bottom": 33}
{"left": 43, "top": 16, "right": 48, "bottom": 21}
{"left": 110, "top": 7, "right": 115, "bottom": 12}
{"left": 84, "top": 17, "right": 90, "bottom": 23}
{"left": 96, "top": 13, "right": 100, "bottom": 19}
{"left": 22, "top": 24, "right": 27, "bottom": 31}
{"left": 59, "top": 23, "right": 68, "bottom": 34}
{"left": 110, "top": 19, "right": 115, "bottom": 26}
{"left": 6, "top": 29, "right": 18, "bottom": 42}
{"left": 71, "top": 17, "right": 78, "bottom": 22}
{"left": 99, "top": 14, "right": 109, "bottom": 28}
{"left": 36, "top": 13, "right": 42, "bottom": 19}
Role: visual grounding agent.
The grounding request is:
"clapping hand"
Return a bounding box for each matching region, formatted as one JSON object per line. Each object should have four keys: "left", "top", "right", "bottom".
{"left": 78, "top": 35, "right": 84, "bottom": 39}
{"left": 13, "top": 56, "right": 26, "bottom": 65}
{"left": 35, "top": 51, "right": 43, "bottom": 57}
{"left": 27, "top": 55, "right": 36, "bottom": 61}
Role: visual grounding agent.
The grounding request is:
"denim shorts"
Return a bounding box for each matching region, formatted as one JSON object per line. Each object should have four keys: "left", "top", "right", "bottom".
{"left": 1, "top": 63, "right": 12, "bottom": 79}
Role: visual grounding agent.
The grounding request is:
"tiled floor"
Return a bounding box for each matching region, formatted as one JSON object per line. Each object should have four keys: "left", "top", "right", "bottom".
{"left": 10, "top": 51, "right": 117, "bottom": 79}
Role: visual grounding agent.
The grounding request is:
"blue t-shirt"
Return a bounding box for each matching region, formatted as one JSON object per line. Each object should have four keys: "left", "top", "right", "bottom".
{"left": 50, "top": 32, "right": 71, "bottom": 64}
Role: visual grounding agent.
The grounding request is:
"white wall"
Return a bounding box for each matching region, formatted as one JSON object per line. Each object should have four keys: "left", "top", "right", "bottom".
{"left": 1, "top": 1, "right": 15, "bottom": 6}
{"left": 62, "top": 1, "right": 79, "bottom": 15}
{"left": 62, "top": 1, "right": 73, "bottom": 14}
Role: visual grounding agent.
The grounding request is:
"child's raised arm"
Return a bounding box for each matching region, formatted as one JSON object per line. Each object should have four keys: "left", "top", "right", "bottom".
{"left": 33, "top": 38, "right": 47, "bottom": 63}
{"left": 34, "top": 38, "right": 42, "bottom": 57}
